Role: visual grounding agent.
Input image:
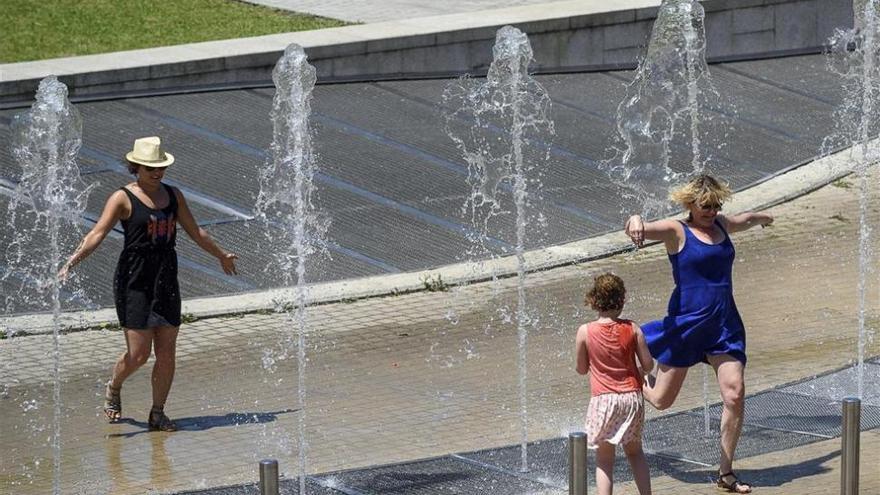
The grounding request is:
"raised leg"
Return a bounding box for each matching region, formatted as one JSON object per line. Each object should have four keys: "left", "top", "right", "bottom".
{"left": 643, "top": 363, "right": 689, "bottom": 410}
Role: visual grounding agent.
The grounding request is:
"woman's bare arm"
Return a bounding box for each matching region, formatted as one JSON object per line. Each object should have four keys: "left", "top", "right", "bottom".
{"left": 174, "top": 188, "right": 238, "bottom": 275}
{"left": 625, "top": 215, "right": 681, "bottom": 251}
{"left": 719, "top": 212, "right": 774, "bottom": 234}
{"left": 59, "top": 191, "right": 127, "bottom": 279}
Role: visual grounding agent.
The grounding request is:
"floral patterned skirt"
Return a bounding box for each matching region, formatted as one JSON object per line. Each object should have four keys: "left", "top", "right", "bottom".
{"left": 584, "top": 390, "right": 644, "bottom": 448}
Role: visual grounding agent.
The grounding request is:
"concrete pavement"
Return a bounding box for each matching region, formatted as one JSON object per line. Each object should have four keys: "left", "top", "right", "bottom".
{"left": 2, "top": 165, "right": 879, "bottom": 494}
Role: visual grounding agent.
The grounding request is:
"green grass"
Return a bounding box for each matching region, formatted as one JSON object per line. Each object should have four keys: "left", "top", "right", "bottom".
{"left": 1, "top": 0, "right": 348, "bottom": 63}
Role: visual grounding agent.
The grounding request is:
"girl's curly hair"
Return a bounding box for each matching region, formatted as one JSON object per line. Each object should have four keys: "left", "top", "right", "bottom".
{"left": 585, "top": 273, "right": 626, "bottom": 312}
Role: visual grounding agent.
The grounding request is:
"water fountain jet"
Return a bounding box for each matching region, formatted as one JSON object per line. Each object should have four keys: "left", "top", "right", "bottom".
{"left": 443, "top": 25, "right": 554, "bottom": 472}
{"left": 255, "top": 43, "right": 328, "bottom": 494}
{"left": 4, "top": 76, "right": 93, "bottom": 494}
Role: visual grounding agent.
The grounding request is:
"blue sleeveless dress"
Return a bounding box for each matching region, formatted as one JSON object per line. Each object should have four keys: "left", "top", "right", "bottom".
{"left": 642, "top": 219, "right": 746, "bottom": 367}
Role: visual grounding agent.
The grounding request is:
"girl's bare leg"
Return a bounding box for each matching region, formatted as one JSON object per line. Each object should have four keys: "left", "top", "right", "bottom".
{"left": 623, "top": 439, "right": 652, "bottom": 495}
{"left": 643, "top": 364, "right": 689, "bottom": 410}
{"left": 594, "top": 442, "right": 616, "bottom": 495}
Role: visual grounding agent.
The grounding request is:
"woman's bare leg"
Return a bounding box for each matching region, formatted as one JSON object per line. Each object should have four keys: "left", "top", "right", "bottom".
{"left": 109, "top": 329, "right": 154, "bottom": 389}
{"left": 707, "top": 354, "right": 746, "bottom": 480}
{"left": 150, "top": 325, "right": 179, "bottom": 409}
{"left": 643, "top": 364, "right": 689, "bottom": 410}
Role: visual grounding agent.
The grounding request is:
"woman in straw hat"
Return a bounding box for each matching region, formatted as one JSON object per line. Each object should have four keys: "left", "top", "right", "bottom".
{"left": 624, "top": 174, "right": 772, "bottom": 493}
{"left": 60, "top": 136, "right": 238, "bottom": 431}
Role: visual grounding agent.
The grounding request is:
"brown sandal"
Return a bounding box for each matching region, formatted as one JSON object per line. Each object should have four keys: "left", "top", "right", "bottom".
{"left": 716, "top": 471, "right": 752, "bottom": 493}
{"left": 103, "top": 382, "right": 122, "bottom": 422}
{"left": 148, "top": 406, "right": 178, "bottom": 432}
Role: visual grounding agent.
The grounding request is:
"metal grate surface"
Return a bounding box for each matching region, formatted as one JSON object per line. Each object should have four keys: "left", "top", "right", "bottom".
{"left": 313, "top": 456, "right": 554, "bottom": 494}
{"left": 779, "top": 362, "right": 880, "bottom": 407}
{"left": 646, "top": 410, "right": 820, "bottom": 465}
{"left": 458, "top": 436, "right": 710, "bottom": 488}
{"left": 177, "top": 477, "right": 344, "bottom": 494}
{"left": 0, "top": 53, "right": 859, "bottom": 314}
{"left": 715, "top": 389, "right": 880, "bottom": 436}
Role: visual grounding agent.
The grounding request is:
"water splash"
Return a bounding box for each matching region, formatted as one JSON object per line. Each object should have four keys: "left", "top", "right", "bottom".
{"left": 4, "top": 76, "right": 93, "bottom": 494}
{"left": 823, "top": 1, "right": 880, "bottom": 399}
{"left": 443, "top": 25, "right": 554, "bottom": 472}
{"left": 604, "top": 0, "right": 715, "bottom": 216}
{"left": 254, "top": 43, "right": 328, "bottom": 494}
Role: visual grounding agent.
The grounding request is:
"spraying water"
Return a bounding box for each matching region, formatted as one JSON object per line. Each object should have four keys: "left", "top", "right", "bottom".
{"left": 443, "top": 25, "right": 554, "bottom": 472}
{"left": 255, "top": 44, "right": 327, "bottom": 493}
{"left": 605, "top": 0, "right": 714, "bottom": 217}
{"left": 4, "top": 76, "right": 93, "bottom": 494}
{"left": 607, "top": 0, "right": 718, "bottom": 434}
{"left": 823, "top": 1, "right": 880, "bottom": 399}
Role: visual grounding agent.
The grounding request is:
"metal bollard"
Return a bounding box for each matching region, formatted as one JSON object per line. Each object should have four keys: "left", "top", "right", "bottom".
{"left": 841, "top": 398, "right": 861, "bottom": 495}
{"left": 569, "top": 431, "right": 588, "bottom": 495}
{"left": 259, "top": 459, "right": 280, "bottom": 495}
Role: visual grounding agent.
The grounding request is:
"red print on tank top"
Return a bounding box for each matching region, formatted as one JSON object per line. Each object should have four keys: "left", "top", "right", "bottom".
{"left": 147, "top": 212, "right": 176, "bottom": 243}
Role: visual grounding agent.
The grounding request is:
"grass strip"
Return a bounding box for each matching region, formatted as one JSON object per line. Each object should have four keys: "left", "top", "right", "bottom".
{"left": 1, "top": 0, "right": 348, "bottom": 63}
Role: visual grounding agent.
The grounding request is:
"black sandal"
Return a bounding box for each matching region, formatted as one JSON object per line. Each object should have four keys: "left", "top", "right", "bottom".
{"left": 103, "top": 382, "right": 122, "bottom": 422}
{"left": 716, "top": 471, "right": 752, "bottom": 493}
{"left": 148, "top": 406, "right": 178, "bottom": 432}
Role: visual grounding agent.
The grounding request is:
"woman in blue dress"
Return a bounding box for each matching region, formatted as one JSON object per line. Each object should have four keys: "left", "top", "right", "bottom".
{"left": 624, "top": 174, "right": 773, "bottom": 494}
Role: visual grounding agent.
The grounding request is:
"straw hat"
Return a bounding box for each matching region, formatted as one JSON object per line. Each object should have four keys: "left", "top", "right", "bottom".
{"left": 125, "top": 136, "right": 174, "bottom": 167}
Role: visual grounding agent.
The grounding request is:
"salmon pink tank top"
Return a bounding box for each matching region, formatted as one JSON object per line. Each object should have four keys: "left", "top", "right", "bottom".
{"left": 587, "top": 320, "right": 642, "bottom": 396}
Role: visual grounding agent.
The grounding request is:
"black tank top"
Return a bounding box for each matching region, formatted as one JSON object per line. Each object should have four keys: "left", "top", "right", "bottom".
{"left": 120, "top": 183, "right": 178, "bottom": 251}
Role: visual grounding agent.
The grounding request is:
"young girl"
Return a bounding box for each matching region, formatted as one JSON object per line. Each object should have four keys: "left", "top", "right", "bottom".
{"left": 576, "top": 273, "right": 654, "bottom": 495}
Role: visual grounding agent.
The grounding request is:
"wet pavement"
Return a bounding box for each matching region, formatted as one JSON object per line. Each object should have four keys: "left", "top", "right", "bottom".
{"left": 2, "top": 168, "right": 879, "bottom": 493}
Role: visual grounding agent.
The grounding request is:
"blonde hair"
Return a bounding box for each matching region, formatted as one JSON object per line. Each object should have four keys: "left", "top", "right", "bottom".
{"left": 668, "top": 174, "right": 732, "bottom": 208}
{"left": 585, "top": 273, "right": 626, "bottom": 312}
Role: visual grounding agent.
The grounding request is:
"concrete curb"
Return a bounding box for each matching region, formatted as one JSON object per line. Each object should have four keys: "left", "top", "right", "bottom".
{"left": 1, "top": 140, "right": 871, "bottom": 336}
{"left": 0, "top": 0, "right": 852, "bottom": 105}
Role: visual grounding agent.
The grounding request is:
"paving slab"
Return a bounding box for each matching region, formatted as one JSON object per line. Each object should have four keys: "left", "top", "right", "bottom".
{"left": 2, "top": 161, "right": 879, "bottom": 493}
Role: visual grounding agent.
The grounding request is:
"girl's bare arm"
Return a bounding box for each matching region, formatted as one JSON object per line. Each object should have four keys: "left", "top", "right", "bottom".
{"left": 632, "top": 323, "right": 654, "bottom": 374}
{"left": 575, "top": 324, "right": 590, "bottom": 375}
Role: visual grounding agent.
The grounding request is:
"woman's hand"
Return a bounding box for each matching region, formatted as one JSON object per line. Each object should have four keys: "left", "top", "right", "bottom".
{"left": 760, "top": 214, "right": 774, "bottom": 228}
{"left": 625, "top": 215, "right": 645, "bottom": 247}
{"left": 58, "top": 263, "right": 71, "bottom": 282}
{"left": 219, "top": 252, "right": 238, "bottom": 275}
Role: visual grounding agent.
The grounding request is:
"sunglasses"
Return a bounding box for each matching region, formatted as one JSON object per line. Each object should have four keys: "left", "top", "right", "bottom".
{"left": 699, "top": 202, "right": 723, "bottom": 211}
{"left": 141, "top": 165, "right": 165, "bottom": 173}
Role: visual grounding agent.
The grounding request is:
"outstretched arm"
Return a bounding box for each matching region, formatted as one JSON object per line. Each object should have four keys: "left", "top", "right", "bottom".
{"left": 174, "top": 188, "right": 238, "bottom": 275}
{"left": 719, "top": 211, "right": 774, "bottom": 234}
{"left": 625, "top": 215, "right": 680, "bottom": 250}
{"left": 59, "top": 191, "right": 126, "bottom": 280}
{"left": 575, "top": 324, "right": 590, "bottom": 375}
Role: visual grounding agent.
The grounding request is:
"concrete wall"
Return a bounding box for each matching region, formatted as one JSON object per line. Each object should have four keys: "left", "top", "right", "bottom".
{"left": 0, "top": 0, "right": 854, "bottom": 105}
